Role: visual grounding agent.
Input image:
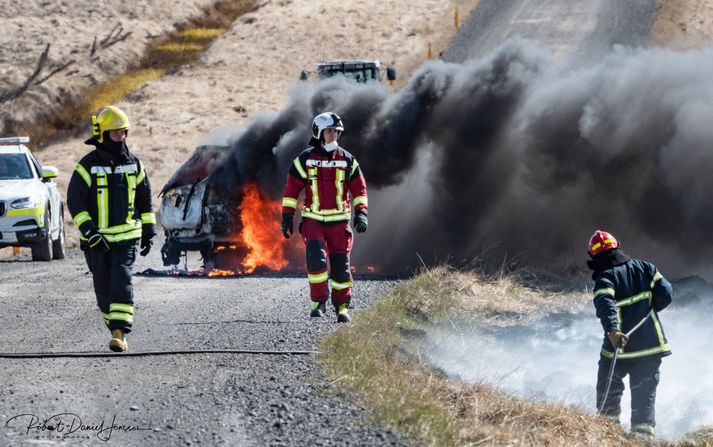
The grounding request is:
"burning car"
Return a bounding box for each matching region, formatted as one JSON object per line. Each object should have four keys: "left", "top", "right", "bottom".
{"left": 159, "top": 144, "right": 303, "bottom": 274}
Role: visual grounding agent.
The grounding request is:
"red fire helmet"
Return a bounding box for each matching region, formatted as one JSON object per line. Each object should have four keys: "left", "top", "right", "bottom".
{"left": 587, "top": 230, "right": 619, "bottom": 257}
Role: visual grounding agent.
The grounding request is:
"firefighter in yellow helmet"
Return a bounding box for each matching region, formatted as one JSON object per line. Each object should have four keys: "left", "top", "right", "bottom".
{"left": 67, "top": 106, "right": 156, "bottom": 352}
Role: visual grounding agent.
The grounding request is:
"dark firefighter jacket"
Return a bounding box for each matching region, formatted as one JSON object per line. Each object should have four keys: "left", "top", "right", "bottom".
{"left": 590, "top": 249, "right": 672, "bottom": 360}
{"left": 67, "top": 141, "right": 156, "bottom": 246}
{"left": 282, "top": 145, "right": 367, "bottom": 223}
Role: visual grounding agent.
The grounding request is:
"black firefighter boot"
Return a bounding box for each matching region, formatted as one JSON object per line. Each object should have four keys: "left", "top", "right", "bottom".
{"left": 310, "top": 300, "right": 327, "bottom": 317}
{"left": 336, "top": 303, "right": 351, "bottom": 323}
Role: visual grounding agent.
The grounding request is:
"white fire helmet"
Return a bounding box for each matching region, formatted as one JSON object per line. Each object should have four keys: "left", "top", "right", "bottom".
{"left": 311, "top": 112, "right": 344, "bottom": 140}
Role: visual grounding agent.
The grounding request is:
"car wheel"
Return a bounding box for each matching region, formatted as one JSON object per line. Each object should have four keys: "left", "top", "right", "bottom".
{"left": 31, "top": 205, "right": 53, "bottom": 262}
{"left": 52, "top": 205, "right": 66, "bottom": 260}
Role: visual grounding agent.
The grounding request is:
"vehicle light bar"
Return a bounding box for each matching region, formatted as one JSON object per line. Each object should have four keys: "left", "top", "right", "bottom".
{"left": 0, "top": 136, "right": 30, "bottom": 144}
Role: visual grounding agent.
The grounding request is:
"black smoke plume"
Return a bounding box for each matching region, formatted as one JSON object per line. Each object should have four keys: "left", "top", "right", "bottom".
{"left": 166, "top": 38, "right": 713, "bottom": 278}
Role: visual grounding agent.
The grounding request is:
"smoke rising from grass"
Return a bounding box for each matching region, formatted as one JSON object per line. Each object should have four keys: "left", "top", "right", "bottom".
{"left": 171, "top": 37, "right": 713, "bottom": 276}
{"left": 421, "top": 292, "right": 713, "bottom": 439}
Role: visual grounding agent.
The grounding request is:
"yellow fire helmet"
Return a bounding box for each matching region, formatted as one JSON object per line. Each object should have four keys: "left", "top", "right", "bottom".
{"left": 92, "top": 105, "right": 130, "bottom": 143}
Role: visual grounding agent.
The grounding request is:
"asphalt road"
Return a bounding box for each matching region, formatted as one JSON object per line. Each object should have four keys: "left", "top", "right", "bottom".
{"left": 0, "top": 247, "right": 409, "bottom": 446}
{"left": 444, "top": 0, "right": 656, "bottom": 63}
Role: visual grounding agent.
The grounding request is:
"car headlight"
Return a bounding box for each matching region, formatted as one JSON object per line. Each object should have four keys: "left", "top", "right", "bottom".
{"left": 10, "top": 196, "right": 42, "bottom": 210}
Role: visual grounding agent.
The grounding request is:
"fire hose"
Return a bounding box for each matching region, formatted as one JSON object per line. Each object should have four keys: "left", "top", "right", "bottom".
{"left": 0, "top": 348, "right": 318, "bottom": 359}
{"left": 598, "top": 309, "right": 654, "bottom": 414}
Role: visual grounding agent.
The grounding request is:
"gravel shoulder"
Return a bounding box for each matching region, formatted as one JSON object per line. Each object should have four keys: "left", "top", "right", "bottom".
{"left": 0, "top": 247, "right": 408, "bottom": 446}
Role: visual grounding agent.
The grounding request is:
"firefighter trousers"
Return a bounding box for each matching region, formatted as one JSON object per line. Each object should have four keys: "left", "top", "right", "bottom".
{"left": 596, "top": 355, "right": 662, "bottom": 427}
{"left": 83, "top": 241, "right": 137, "bottom": 333}
{"left": 300, "top": 219, "right": 353, "bottom": 307}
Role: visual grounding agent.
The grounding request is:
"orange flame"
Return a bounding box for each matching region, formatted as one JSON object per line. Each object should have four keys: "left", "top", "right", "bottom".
{"left": 239, "top": 184, "right": 289, "bottom": 273}
{"left": 208, "top": 268, "right": 236, "bottom": 277}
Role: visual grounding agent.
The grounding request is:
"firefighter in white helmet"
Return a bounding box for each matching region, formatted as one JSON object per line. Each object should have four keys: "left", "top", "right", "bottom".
{"left": 281, "top": 112, "right": 368, "bottom": 322}
{"left": 67, "top": 105, "right": 156, "bottom": 352}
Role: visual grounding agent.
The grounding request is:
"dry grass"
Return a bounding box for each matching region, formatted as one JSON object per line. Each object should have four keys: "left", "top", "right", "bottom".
{"left": 321, "top": 266, "right": 709, "bottom": 446}
{"left": 27, "top": 0, "right": 256, "bottom": 148}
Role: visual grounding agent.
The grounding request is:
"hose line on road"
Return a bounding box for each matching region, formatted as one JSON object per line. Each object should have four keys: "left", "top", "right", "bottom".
{"left": 0, "top": 348, "right": 319, "bottom": 359}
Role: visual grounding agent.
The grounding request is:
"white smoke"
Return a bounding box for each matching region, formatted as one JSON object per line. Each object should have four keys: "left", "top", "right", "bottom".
{"left": 422, "top": 294, "right": 713, "bottom": 439}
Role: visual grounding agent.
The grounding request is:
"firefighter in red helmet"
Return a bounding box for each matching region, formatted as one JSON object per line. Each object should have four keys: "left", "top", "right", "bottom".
{"left": 281, "top": 112, "right": 368, "bottom": 323}
{"left": 587, "top": 230, "right": 672, "bottom": 443}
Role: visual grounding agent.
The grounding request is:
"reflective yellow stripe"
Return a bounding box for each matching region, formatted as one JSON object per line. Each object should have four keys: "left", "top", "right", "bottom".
{"left": 650, "top": 271, "right": 663, "bottom": 288}
{"left": 350, "top": 159, "right": 360, "bottom": 176}
{"left": 353, "top": 195, "right": 368, "bottom": 207}
{"left": 96, "top": 172, "right": 109, "bottom": 228}
{"left": 73, "top": 211, "right": 92, "bottom": 227}
{"left": 308, "top": 167, "right": 320, "bottom": 211}
{"left": 137, "top": 161, "right": 146, "bottom": 184}
{"left": 308, "top": 272, "right": 329, "bottom": 284}
{"left": 331, "top": 280, "right": 352, "bottom": 291}
{"left": 103, "top": 228, "right": 142, "bottom": 242}
{"left": 99, "top": 222, "right": 142, "bottom": 234}
{"left": 7, "top": 206, "right": 44, "bottom": 224}
{"left": 601, "top": 344, "right": 671, "bottom": 359}
{"left": 593, "top": 288, "right": 615, "bottom": 299}
{"left": 110, "top": 303, "right": 134, "bottom": 314}
{"left": 631, "top": 424, "right": 655, "bottom": 435}
{"left": 75, "top": 163, "right": 92, "bottom": 187}
{"left": 126, "top": 171, "right": 137, "bottom": 223}
{"left": 141, "top": 212, "right": 156, "bottom": 224}
{"left": 293, "top": 158, "right": 307, "bottom": 179}
{"left": 108, "top": 312, "right": 134, "bottom": 323}
{"left": 335, "top": 169, "right": 345, "bottom": 212}
{"left": 615, "top": 291, "right": 651, "bottom": 307}
{"left": 101, "top": 312, "right": 110, "bottom": 324}
{"left": 651, "top": 311, "right": 666, "bottom": 346}
{"left": 282, "top": 197, "right": 298, "bottom": 209}
{"left": 302, "top": 211, "right": 350, "bottom": 222}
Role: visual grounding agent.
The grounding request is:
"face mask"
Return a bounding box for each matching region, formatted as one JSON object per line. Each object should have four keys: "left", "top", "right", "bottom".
{"left": 324, "top": 141, "right": 339, "bottom": 152}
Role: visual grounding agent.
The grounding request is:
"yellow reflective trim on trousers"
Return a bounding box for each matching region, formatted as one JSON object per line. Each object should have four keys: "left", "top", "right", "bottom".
{"left": 110, "top": 303, "right": 134, "bottom": 314}
{"left": 632, "top": 424, "right": 655, "bottom": 435}
{"left": 101, "top": 311, "right": 110, "bottom": 321}
{"left": 601, "top": 344, "right": 670, "bottom": 359}
{"left": 331, "top": 280, "right": 352, "bottom": 291}
{"left": 108, "top": 312, "right": 134, "bottom": 323}
{"left": 75, "top": 163, "right": 92, "bottom": 187}
{"left": 616, "top": 291, "right": 651, "bottom": 307}
{"left": 282, "top": 197, "right": 297, "bottom": 209}
{"left": 308, "top": 167, "right": 320, "bottom": 211}
{"left": 335, "top": 169, "right": 345, "bottom": 212}
{"left": 650, "top": 271, "right": 663, "bottom": 288}
{"left": 350, "top": 159, "right": 360, "bottom": 176}
{"left": 593, "top": 288, "right": 615, "bottom": 299}
{"left": 141, "top": 212, "right": 156, "bottom": 224}
{"left": 293, "top": 158, "right": 307, "bottom": 179}
{"left": 353, "top": 195, "right": 368, "bottom": 207}
{"left": 96, "top": 173, "right": 109, "bottom": 228}
{"left": 301, "top": 211, "right": 350, "bottom": 222}
{"left": 73, "top": 211, "right": 92, "bottom": 227}
{"left": 308, "top": 272, "right": 329, "bottom": 284}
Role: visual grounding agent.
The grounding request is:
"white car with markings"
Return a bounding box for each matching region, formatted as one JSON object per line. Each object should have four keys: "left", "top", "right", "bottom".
{"left": 0, "top": 136, "right": 65, "bottom": 261}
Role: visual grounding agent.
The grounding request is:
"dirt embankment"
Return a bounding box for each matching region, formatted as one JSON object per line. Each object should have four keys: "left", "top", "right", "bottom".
{"left": 651, "top": 0, "right": 713, "bottom": 48}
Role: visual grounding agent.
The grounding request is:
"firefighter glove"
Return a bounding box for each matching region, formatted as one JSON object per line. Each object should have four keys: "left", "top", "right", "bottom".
{"left": 607, "top": 330, "right": 628, "bottom": 348}
{"left": 140, "top": 233, "right": 154, "bottom": 257}
{"left": 87, "top": 231, "right": 110, "bottom": 254}
{"left": 281, "top": 213, "right": 294, "bottom": 239}
{"left": 354, "top": 210, "right": 368, "bottom": 233}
